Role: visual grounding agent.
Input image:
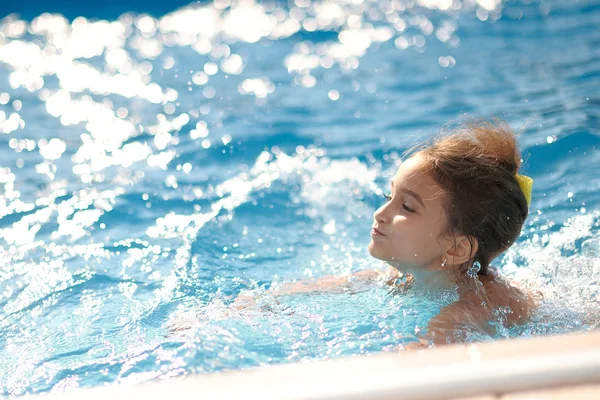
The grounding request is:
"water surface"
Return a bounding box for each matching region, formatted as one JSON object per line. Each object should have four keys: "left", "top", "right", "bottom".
{"left": 0, "top": 0, "right": 599, "bottom": 395}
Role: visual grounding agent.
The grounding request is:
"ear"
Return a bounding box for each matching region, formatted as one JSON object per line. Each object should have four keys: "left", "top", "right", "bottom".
{"left": 441, "top": 234, "right": 479, "bottom": 267}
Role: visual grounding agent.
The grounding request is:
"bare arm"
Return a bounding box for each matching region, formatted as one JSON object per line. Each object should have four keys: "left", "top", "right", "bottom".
{"left": 232, "top": 267, "right": 399, "bottom": 310}
{"left": 269, "top": 268, "right": 398, "bottom": 296}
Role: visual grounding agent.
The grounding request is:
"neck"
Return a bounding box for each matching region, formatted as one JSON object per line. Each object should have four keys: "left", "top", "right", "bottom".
{"left": 390, "top": 261, "right": 461, "bottom": 292}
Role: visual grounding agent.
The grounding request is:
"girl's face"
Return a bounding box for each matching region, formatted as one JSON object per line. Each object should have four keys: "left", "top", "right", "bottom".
{"left": 368, "top": 153, "right": 449, "bottom": 270}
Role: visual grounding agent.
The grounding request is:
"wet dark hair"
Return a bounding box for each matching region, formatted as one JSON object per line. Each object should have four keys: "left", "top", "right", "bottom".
{"left": 417, "top": 119, "right": 529, "bottom": 275}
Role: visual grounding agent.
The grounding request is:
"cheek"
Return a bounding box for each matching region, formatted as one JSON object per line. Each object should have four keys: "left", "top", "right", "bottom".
{"left": 391, "top": 219, "right": 440, "bottom": 247}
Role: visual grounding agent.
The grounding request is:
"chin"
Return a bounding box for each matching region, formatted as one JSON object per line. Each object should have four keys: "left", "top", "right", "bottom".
{"left": 368, "top": 241, "right": 386, "bottom": 261}
{"left": 368, "top": 239, "right": 376, "bottom": 255}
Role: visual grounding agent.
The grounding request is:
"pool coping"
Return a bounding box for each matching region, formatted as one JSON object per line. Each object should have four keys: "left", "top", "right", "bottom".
{"left": 26, "top": 330, "right": 600, "bottom": 400}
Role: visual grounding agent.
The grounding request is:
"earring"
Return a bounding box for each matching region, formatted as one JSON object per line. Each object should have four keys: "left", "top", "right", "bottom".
{"left": 441, "top": 258, "right": 447, "bottom": 267}
{"left": 468, "top": 260, "right": 481, "bottom": 277}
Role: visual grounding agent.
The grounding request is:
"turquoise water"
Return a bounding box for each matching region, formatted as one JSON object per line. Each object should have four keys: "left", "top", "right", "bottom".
{"left": 0, "top": 0, "right": 599, "bottom": 395}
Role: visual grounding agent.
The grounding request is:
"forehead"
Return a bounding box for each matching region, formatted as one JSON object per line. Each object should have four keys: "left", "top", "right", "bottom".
{"left": 392, "top": 154, "right": 443, "bottom": 200}
{"left": 393, "top": 153, "right": 429, "bottom": 181}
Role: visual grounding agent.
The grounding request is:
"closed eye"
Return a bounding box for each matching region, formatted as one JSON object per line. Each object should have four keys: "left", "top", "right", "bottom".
{"left": 383, "top": 193, "right": 415, "bottom": 213}
{"left": 402, "top": 204, "right": 415, "bottom": 213}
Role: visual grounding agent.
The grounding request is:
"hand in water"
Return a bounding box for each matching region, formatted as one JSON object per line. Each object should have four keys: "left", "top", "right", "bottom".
{"left": 397, "top": 338, "right": 432, "bottom": 351}
{"left": 231, "top": 294, "right": 258, "bottom": 310}
{"left": 165, "top": 298, "right": 241, "bottom": 338}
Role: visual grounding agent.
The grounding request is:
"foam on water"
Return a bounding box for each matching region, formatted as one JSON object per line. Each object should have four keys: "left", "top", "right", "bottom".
{"left": 502, "top": 211, "right": 600, "bottom": 334}
{"left": 0, "top": 0, "right": 599, "bottom": 396}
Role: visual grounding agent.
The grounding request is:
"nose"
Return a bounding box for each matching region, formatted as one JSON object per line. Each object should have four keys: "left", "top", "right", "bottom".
{"left": 374, "top": 202, "right": 390, "bottom": 224}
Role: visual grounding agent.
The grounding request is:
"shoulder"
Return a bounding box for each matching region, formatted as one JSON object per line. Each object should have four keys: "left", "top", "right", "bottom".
{"left": 426, "top": 299, "right": 487, "bottom": 345}
{"left": 478, "top": 270, "right": 536, "bottom": 325}
{"left": 427, "top": 270, "right": 537, "bottom": 345}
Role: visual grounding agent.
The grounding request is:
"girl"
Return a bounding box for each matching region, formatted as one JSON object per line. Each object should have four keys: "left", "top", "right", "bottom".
{"left": 233, "top": 120, "right": 536, "bottom": 346}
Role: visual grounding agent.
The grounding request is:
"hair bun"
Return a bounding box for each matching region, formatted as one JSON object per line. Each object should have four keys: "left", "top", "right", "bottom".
{"left": 454, "top": 119, "right": 522, "bottom": 174}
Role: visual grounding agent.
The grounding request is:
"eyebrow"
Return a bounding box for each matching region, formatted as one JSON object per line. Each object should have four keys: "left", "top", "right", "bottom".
{"left": 391, "top": 181, "right": 426, "bottom": 208}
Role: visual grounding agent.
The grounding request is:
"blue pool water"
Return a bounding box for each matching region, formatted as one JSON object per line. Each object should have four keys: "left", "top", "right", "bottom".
{"left": 1, "top": 0, "right": 599, "bottom": 395}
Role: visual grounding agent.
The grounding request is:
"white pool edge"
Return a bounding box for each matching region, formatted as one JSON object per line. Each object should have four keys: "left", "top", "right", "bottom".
{"left": 25, "top": 330, "right": 600, "bottom": 400}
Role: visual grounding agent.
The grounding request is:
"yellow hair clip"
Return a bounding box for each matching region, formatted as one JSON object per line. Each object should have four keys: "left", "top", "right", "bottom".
{"left": 515, "top": 174, "right": 533, "bottom": 207}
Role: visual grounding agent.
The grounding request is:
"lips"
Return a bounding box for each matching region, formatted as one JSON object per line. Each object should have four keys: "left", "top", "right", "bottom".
{"left": 371, "top": 226, "right": 386, "bottom": 236}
